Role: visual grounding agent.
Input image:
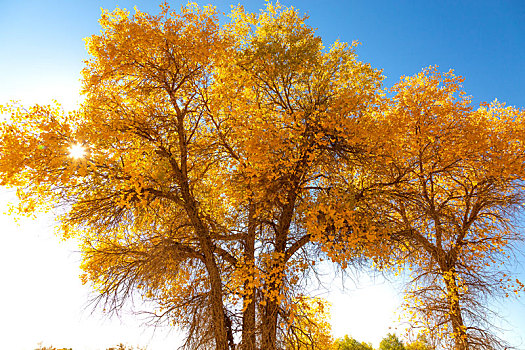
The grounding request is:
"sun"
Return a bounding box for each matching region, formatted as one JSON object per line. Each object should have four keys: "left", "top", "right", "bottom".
{"left": 68, "top": 143, "right": 86, "bottom": 159}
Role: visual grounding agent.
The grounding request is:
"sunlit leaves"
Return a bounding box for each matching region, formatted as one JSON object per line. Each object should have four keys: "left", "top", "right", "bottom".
{"left": 1, "top": 2, "right": 524, "bottom": 350}
{"left": 359, "top": 67, "right": 525, "bottom": 350}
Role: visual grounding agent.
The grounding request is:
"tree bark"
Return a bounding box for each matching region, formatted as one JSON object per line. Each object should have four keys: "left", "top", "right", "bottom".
{"left": 261, "top": 189, "right": 297, "bottom": 350}
{"left": 241, "top": 202, "right": 257, "bottom": 350}
{"left": 170, "top": 107, "right": 230, "bottom": 350}
{"left": 261, "top": 298, "right": 280, "bottom": 350}
{"left": 444, "top": 269, "right": 468, "bottom": 350}
{"left": 186, "top": 194, "right": 229, "bottom": 350}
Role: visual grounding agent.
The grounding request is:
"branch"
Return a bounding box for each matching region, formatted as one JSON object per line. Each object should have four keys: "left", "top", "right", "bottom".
{"left": 285, "top": 234, "right": 311, "bottom": 262}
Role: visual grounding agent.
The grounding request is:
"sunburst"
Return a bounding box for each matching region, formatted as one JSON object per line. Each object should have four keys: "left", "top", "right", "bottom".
{"left": 68, "top": 143, "right": 86, "bottom": 159}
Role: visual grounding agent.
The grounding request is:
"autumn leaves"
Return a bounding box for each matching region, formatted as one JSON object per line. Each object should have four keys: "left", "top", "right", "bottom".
{"left": 1, "top": 2, "right": 524, "bottom": 350}
{"left": 358, "top": 68, "right": 525, "bottom": 349}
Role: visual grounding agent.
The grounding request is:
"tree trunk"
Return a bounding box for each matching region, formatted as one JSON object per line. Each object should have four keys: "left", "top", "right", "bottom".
{"left": 261, "top": 228, "right": 287, "bottom": 350}
{"left": 169, "top": 96, "right": 230, "bottom": 349}
{"left": 179, "top": 180, "right": 229, "bottom": 349}
{"left": 444, "top": 270, "right": 468, "bottom": 350}
{"left": 260, "top": 237, "right": 285, "bottom": 350}
{"left": 260, "top": 188, "right": 298, "bottom": 350}
{"left": 261, "top": 298, "right": 279, "bottom": 350}
{"left": 241, "top": 203, "right": 257, "bottom": 350}
{"left": 206, "top": 255, "right": 230, "bottom": 350}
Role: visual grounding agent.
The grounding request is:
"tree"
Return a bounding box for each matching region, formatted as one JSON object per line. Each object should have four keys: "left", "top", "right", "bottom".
{"left": 5, "top": 4, "right": 522, "bottom": 350}
{"left": 213, "top": 4, "right": 383, "bottom": 349}
{"left": 405, "top": 333, "right": 434, "bottom": 350}
{"left": 106, "top": 344, "right": 147, "bottom": 350}
{"left": 34, "top": 345, "right": 72, "bottom": 350}
{"left": 332, "top": 335, "right": 374, "bottom": 350}
{"left": 285, "top": 296, "right": 334, "bottom": 350}
{"left": 379, "top": 333, "right": 405, "bottom": 350}
{"left": 356, "top": 68, "right": 525, "bottom": 349}
{"left": 0, "top": 3, "right": 382, "bottom": 350}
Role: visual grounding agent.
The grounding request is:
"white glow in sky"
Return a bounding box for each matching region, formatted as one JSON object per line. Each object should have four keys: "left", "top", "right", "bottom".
{"left": 328, "top": 279, "right": 404, "bottom": 345}
{"left": 0, "top": 192, "right": 184, "bottom": 350}
{"left": 0, "top": 190, "right": 402, "bottom": 349}
{"left": 69, "top": 143, "right": 86, "bottom": 159}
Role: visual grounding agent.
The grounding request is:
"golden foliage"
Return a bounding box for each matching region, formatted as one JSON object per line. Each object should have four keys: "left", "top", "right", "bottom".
{"left": 354, "top": 67, "right": 525, "bottom": 350}
{"left": 285, "top": 296, "right": 334, "bottom": 350}
{"left": 0, "top": 3, "right": 382, "bottom": 349}
{"left": 1, "top": 3, "right": 524, "bottom": 350}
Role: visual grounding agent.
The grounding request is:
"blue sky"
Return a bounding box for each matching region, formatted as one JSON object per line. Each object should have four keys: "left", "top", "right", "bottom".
{"left": 1, "top": 0, "right": 524, "bottom": 349}
{"left": 1, "top": 0, "right": 524, "bottom": 107}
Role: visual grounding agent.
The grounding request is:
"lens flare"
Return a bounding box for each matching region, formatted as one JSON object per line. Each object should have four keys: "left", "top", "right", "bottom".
{"left": 68, "top": 143, "right": 86, "bottom": 159}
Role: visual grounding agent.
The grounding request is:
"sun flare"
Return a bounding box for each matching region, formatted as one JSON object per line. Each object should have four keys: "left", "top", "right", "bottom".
{"left": 68, "top": 143, "right": 86, "bottom": 159}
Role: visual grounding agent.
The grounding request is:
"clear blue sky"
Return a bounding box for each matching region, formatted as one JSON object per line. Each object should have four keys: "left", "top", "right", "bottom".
{"left": 1, "top": 0, "right": 524, "bottom": 107}
{"left": 1, "top": 0, "right": 524, "bottom": 349}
